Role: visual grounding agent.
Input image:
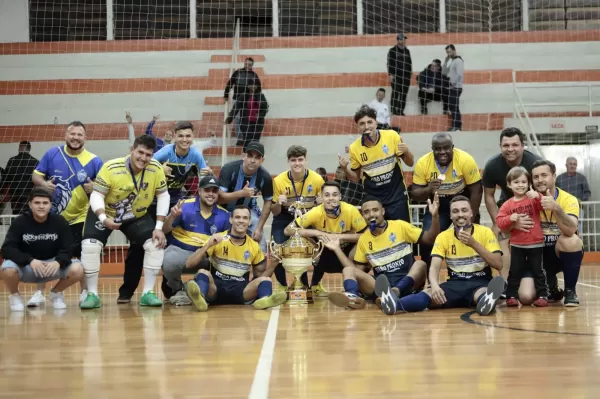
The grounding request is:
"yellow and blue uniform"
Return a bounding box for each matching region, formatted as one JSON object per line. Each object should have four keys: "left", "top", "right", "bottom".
{"left": 168, "top": 199, "right": 231, "bottom": 251}
{"left": 431, "top": 225, "right": 501, "bottom": 308}
{"left": 206, "top": 235, "right": 265, "bottom": 304}
{"left": 348, "top": 129, "right": 409, "bottom": 221}
{"left": 93, "top": 156, "right": 168, "bottom": 223}
{"left": 354, "top": 220, "right": 422, "bottom": 286}
{"left": 34, "top": 146, "right": 103, "bottom": 225}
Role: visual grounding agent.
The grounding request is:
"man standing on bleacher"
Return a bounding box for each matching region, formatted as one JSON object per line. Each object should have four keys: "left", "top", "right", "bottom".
{"left": 387, "top": 33, "right": 412, "bottom": 116}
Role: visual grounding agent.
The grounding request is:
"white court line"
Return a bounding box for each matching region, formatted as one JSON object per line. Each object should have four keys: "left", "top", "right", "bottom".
{"left": 558, "top": 278, "right": 600, "bottom": 290}
{"left": 248, "top": 306, "right": 281, "bottom": 399}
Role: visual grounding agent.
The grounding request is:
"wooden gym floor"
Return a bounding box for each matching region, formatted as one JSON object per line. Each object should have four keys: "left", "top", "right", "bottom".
{"left": 1, "top": 267, "right": 600, "bottom": 399}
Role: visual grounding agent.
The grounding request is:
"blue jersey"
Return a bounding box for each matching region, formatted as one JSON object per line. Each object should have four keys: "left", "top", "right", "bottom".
{"left": 153, "top": 144, "right": 208, "bottom": 202}
{"left": 34, "top": 146, "right": 103, "bottom": 225}
{"left": 167, "top": 199, "right": 231, "bottom": 251}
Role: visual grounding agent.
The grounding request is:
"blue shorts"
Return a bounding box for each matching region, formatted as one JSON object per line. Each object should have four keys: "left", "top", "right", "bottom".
{"left": 1, "top": 259, "right": 80, "bottom": 284}
{"left": 438, "top": 278, "right": 489, "bottom": 309}
{"left": 207, "top": 278, "right": 252, "bottom": 305}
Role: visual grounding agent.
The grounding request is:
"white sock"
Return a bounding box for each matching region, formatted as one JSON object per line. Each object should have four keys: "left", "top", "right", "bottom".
{"left": 86, "top": 273, "right": 99, "bottom": 295}
{"left": 143, "top": 268, "right": 160, "bottom": 294}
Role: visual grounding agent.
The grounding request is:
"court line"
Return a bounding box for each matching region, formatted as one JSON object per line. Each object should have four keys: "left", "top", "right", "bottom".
{"left": 248, "top": 306, "right": 281, "bottom": 399}
{"left": 558, "top": 278, "right": 600, "bottom": 290}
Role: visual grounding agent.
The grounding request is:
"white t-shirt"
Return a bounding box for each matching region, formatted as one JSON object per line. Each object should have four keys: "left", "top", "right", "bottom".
{"left": 369, "top": 99, "right": 391, "bottom": 125}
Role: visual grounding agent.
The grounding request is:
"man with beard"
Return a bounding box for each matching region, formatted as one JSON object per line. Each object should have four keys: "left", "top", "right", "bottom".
{"left": 375, "top": 195, "right": 505, "bottom": 316}
{"left": 410, "top": 133, "right": 482, "bottom": 267}
{"left": 339, "top": 105, "right": 414, "bottom": 222}
{"left": 325, "top": 195, "right": 438, "bottom": 310}
{"left": 31, "top": 121, "right": 103, "bottom": 307}
{"left": 218, "top": 142, "right": 272, "bottom": 255}
{"left": 79, "top": 135, "right": 169, "bottom": 309}
{"left": 161, "top": 176, "right": 231, "bottom": 306}
{"left": 517, "top": 160, "right": 583, "bottom": 307}
{"left": 482, "top": 127, "right": 542, "bottom": 277}
{"left": 283, "top": 181, "right": 367, "bottom": 297}
{"left": 185, "top": 205, "right": 287, "bottom": 311}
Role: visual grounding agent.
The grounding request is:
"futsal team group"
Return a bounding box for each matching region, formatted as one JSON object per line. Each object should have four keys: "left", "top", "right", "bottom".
{"left": 0, "top": 104, "right": 584, "bottom": 316}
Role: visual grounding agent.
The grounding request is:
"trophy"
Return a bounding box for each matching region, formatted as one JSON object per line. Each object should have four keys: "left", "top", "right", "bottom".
{"left": 269, "top": 199, "right": 324, "bottom": 305}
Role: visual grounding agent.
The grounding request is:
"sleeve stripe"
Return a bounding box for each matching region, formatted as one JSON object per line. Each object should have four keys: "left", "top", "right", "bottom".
{"left": 431, "top": 254, "right": 445, "bottom": 260}
{"left": 33, "top": 170, "right": 45, "bottom": 176}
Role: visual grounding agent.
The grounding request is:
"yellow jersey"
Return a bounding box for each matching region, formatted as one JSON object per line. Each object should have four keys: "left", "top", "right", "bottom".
{"left": 348, "top": 129, "right": 407, "bottom": 205}
{"left": 94, "top": 156, "right": 167, "bottom": 223}
{"left": 294, "top": 201, "right": 367, "bottom": 234}
{"left": 273, "top": 169, "right": 324, "bottom": 219}
{"left": 207, "top": 235, "right": 265, "bottom": 283}
{"left": 34, "top": 146, "right": 103, "bottom": 225}
{"left": 541, "top": 188, "right": 580, "bottom": 247}
{"left": 412, "top": 148, "right": 481, "bottom": 213}
{"left": 431, "top": 224, "right": 501, "bottom": 281}
{"left": 354, "top": 220, "right": 422, "bottom": 285}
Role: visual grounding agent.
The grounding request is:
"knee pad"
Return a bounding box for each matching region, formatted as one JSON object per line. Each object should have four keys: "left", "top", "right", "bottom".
{"left": 143, "top": 239, "right": 164, "bottom": 271}
{"left": 80, "top": 239, "right": 103, "bottom": 274}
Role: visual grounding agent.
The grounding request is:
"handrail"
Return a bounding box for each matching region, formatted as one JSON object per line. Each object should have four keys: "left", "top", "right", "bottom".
{"left": 512, "top": 70, "right": 545, "bottom": 158}
{"left": 221, "top": 19, "right": 241, "bottom": 167}
{"left": 513, "top": 81, "right": 600, "bottom": 117}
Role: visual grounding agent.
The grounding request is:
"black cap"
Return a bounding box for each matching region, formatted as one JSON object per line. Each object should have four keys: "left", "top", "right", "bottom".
{"left": 19, "top": 140, "right": 31, "bottom": 146}
{"left": 244, "top": 141, "right": 264, "bottom": 157}
{"left": 397, "top": 33, "right": 406, "bottom": 40}
{"left": 198, "top": 176, "right": 219, "bottom": 189}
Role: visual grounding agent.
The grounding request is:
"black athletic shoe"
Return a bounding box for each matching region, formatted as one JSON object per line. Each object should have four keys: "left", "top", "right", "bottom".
{"left": 117, "top": 296, "right": 131, "bottom": 304}
{"left": 548, "top": 287, "right": 565, "bottom": 302}
{"left": 564, "top": 289, "right": 580, "bottom": 307}
{"left": 476, "top": 276, "right": 506, "bottom": 316}
{"left": 374, "top": 275, "right": 398, "bottom": 315}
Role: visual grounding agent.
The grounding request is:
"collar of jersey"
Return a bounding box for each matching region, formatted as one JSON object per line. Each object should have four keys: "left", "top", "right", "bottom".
{"left": 453, "top": 224, "right": 474, "bottom": 238}
{"left": 371, "top": 220, "right": 388, "bottom": 236}
{"left": 227, "top": 231, "right": 247, "bottom": 245}
{"left": 193, "top": 199, "right": 216, "bottom": 216}
{"left": 288, "top": 170, "right": 308, "bottom": 183}
{"left": 62, "top": 145, "right": 85, "bottom": 159}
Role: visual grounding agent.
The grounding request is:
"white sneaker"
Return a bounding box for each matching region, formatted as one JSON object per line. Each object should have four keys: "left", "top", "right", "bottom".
{"left": 79, "top": 289, "right": 88, "bottom": 305}
{"left": 27, "top": 290, "right": 45, "bottom": 308}
{"left": 9, "top": 294, "right": 25, "bottom": 312}
{"left": 50, "top": 292, "right": 67, "bottom": 309}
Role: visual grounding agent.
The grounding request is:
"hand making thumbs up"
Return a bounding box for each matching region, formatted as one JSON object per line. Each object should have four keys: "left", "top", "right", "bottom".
{"left": 541, "top": 188, "right": 559, "bottom": 211}
{"left": 241, "top": 181, "right": 255, "bottom": 198}
{"left": 83, "top": 177, "right": 94, "bottom": 194}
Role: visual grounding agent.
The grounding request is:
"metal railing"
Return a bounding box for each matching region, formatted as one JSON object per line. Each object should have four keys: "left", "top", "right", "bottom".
{"left": 512, "top": 81, "right": 600, "bottom": 117}
{"left": 512, "top": 70, "right": 546, "bottom": 158}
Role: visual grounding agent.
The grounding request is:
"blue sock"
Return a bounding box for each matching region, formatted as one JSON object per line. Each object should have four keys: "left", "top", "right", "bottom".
{"left": 194, "top": 273, "right": 209, "bottom": 297}
{"left": 395, "top": 276, "right": 415, "bottom": 294}
{"left": 343, "top": 279, "right": 359, "bottom": 296}
{"left": 561, "top": 251, "right": 583, "bottom": 291}
{"left": 311, "top": 269, "right": 325, "bottom": 287}
{"left": 257, "top": 281, "right": 272, "bottom": 299}
{"left": 397, "top": 291, "right": 431, "bottom": 312}
{"left": 300, "top": 272, "right": 309, "bottom": 287}
{"left": 274, "top": 265, "right": 287, "bottom": 287}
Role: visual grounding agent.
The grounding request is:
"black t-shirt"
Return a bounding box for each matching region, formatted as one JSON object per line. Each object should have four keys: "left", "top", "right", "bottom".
{"left": 482, "top": 150, "right": 542, "bottom": 200}
{"left": 218, "top": 160, "right": 273, "bottom": 215}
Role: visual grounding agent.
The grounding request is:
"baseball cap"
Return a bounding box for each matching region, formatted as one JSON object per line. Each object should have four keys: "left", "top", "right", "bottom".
{"left": 199, "top": 176, "right": 219, "bottom": 189}
{"left": 244, "top": 141, "right": 265, "bottom": 157}
{"left": 397, "top": 33, "right": 407, "bottom": 40}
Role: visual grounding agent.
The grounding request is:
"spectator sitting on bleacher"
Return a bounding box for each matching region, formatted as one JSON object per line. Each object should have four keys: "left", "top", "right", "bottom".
{"left": 225, "top": 81, "right": 269, "bottom": 149}
{"left": 368, "top": 88, "right": 401, "bottom": 132}
{"left": 417, "top": 59, "right": 449, "bottom": 115}
{"left": 126, "top": 112, "right": 173, "bottom": 152}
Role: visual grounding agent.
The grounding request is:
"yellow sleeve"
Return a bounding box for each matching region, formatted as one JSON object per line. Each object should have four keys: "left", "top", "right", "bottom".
{"left": 351, "top": 207, "right": 367, "bottom": 232}
{"left": 297, "top": 207, "right": 319, "bottom": 228}
{"left": 431, "top": 234, "right": 448, "bottom": 258}
{"left": 412, "top": 158, "right": 428, "bottom": 186}
{"left": 483, "top": 228, "right": 502, "bottom": 253}
{"left": 562, "top": 194, "right": 580, "bottom": 218}
{"left": 154, "top": 163, "right": 168, "bottom": 193}
{"left": 400, "top": 221, "right": 423, "bottom": 244}
{"left": 349, "top": 145, "right": 361, "bottom": 170}
{"left": 207, "top": 245, "right": 216, "bottom": 257}
{"left": 354, "top": 236, "right": 368, "bottom": 264}
{"left": 393, "top": 132, "right": 402, "bottom": 157}
{"left": 252, "top": 242, "right": 266, "bottom": 265}
{"left": 94, "top": 164, "right": 112, "bottom": 193}
{"left": 461, "top": 153, "right": 482, "bottom": 185}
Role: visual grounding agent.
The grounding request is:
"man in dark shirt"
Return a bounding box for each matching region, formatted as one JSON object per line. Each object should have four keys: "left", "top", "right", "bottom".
{"left": 3, "top": 141, "right": 39, "bottom": 215}
{"left": 387, "top": 33, "right": 412, "bottom": 116}
{"left": 1, "top": 187, "right": 83, "bottom": 312}
{"left": 217, "top": 141, "right": 273, "bottom": 254}
{"left": 417, "top": 59, "right": 449, "bottom": 115}
{"left": 224, "top": 57, "right": 262, "bottom": 102}
{"left": 482, "top": 127, "right": 542, "bottom": 277}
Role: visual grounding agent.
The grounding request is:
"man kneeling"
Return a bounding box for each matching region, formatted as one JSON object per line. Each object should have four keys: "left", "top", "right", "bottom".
{"left": 185, "top": 205, "right": 286, "bottom": 311}
{"left": 375, "top": 195, "right": 505, "bottom": 316}
{"left": 1, "top": 188, "right": 83, "bottom": 311}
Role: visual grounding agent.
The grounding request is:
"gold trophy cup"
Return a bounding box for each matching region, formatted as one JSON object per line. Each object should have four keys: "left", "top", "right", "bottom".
{"left": 269, "top": 200, "right": 324, "bottom": 305}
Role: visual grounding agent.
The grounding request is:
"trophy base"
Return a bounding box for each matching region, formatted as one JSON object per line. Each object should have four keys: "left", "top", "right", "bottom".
{"left": 287, "top": 288, "right": 313, "bottom": 305}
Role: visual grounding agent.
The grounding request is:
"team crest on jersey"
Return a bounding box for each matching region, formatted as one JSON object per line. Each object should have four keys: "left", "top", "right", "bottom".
{"left": 340, "top": 220, "right": 346, "bottom": 229}
{"left": 389, "top": 232, "right": 396, "bottom": 243}
{"left": 210, "top": 224, "right": 218, "bottom": 234}
{"left": 382, "top": 144, "right": 389, "bottom": 155}
{"left": 77, "top": 169, "right": 88, "bottom": 183}
{"left": 307, "top": 184, "right": 313, "bottom": 194}
{"left": 452, "top": 170, "right": 457, "bottom": 178}
{"left": 244, "top": 250, "right": 251, "bottom": 261}
{"left": 141, "top": 182, "right": 149, "bottom": 191}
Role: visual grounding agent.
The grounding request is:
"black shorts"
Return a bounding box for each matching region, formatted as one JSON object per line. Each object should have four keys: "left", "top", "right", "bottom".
{"left": 439, "top": 278, "right": 489, "bottom": 309}
{"left": 314, "top": 245, "right": 353, "bottom": 274}
{"left": 82, "top": 208, "right": 154, "bottom": 246}
{"left": 543, "top": 245, "right": 562, "bottom": 274}
{"left": 271, "top": 215, "right": 294, "bottom": 244}
{"left": 383, "top": 200, "right": 410, "bottom": 223}
{"left": 207, "top": 278, "right": 249, "bottom": 305}
{"left": 70, "top": 222, "right": 84, "bottom": 258}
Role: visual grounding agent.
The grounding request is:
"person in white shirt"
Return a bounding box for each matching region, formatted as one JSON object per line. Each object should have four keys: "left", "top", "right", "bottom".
{"left": 368, "top": 88, "right": 400, "bottom": 132}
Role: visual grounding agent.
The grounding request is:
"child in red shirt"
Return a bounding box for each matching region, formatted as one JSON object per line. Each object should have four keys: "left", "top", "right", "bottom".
{"left": 496, "top": 166, "right": 548, "bottom": 307}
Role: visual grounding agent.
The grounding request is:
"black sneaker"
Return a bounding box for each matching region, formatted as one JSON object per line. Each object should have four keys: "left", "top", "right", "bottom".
{"left": 548, "top": 287, "right": 565, "bottom": 302}
{"left": 476, "top": 276, "right": 506, "bottom": 316}
{"left": 374, "top": 275, "right": 398, "bottom": 315}
{"left": 117, "top": 296, "right": 131, "bottom": 304}
{"left": 564, "top": 289, "right": 579, "bottom": 307}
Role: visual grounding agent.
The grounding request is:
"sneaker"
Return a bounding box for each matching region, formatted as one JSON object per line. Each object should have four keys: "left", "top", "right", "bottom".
{"left": 374, "top": 275, "right": 398, "bottom": 315}
{"left": 80, "top": 292, "right": 101, "bottom": 309}
{"left": 79, "top": 289, "right": 88, "bottom": 306}
{"left": 140, "top": 291, "right": 162, "bottom": 307}
{"left": 117, "top": 296, "right": 131, "bottom": 304}
{"left": 506, "top": 297, "right": 519, "bottom": 307}
{"left": 311, "top": 282, "right": 329, "bottom": 298}
{"left": 548, "top": 287, "right": 565, "bottom": 302}
{"left": 532, "top": 297, "right": 548, "bottom": 307}
{"left": 50, "top": 292, "right": 67, "bottom": 310}
{"left": 253, "top": 291, "right": 287, "bottom": 310}
{"left": 328, "top": 292, "right": 366, "bottom": 310}
{"left": 169, "top": 289, "right": 192, "bottom": 306}
{"left": 564, "top": 289, "right": 580, "bottom": 307}
{"left": 476, "top": 276, "right": 506, "bottom": 316}
{"left": 186, "top": 280, "right": 208, "bottom": 312}
{"left": 9, "top": 293, "right": 25, "bottom": 312}
{"left": 27, "top": 290, "right": 45, "bottom": 308}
